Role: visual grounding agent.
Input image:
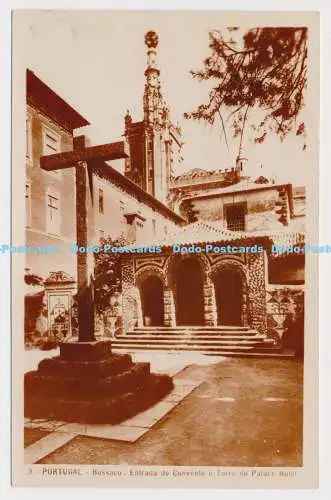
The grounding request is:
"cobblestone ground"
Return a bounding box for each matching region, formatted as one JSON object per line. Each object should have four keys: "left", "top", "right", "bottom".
{"left": 35, "top": 357, "right": 303, "bottom": 467}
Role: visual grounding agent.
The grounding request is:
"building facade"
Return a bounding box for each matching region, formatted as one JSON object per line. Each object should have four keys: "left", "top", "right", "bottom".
{"left": 24, "top": 31, "right": 305, "bottom": 347}
{"left": 24, "top": 43, "right": 184, "bottom": 339}
{"left": 25, "top": 69, "right": 89, "bottom": 280}
{"left": 120, "top": 222, "right": 304, "bottom": 340}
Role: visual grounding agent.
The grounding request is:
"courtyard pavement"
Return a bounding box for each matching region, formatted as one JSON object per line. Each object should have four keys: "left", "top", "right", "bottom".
{"left": 24, "top": 350, "right": 303, "bottom": 467}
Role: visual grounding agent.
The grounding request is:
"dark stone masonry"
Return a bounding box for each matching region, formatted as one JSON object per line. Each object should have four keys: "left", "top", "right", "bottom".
{"left": 25, "top": 340, "right": 173, "bottom": 424}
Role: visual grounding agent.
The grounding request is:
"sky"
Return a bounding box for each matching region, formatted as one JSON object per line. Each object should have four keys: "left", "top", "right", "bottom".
{"left": 15, "top": 10, "right": 317, "bottom": 186}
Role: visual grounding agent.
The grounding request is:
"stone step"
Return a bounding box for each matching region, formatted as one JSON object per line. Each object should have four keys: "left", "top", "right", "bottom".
{"left": 25, "top": 373, "right": 173, "bottom": 424}
{"left": 37, "top": 352, "right": 133, "bottom": 378}
{"left": 24, "top": 340, "right": 174, "bottom": 425}
{"left": 133, "top": 326, "right": 253, "bottom": 334}
{"left": 111, "top": 342, "right": 281, "bottom": 353}
{"left": 131, "top": 330, "right": 259, "bottom": 337}
{"left": 25, "top": 363, "right": 151, "bottom": 400}
{"left": 113, "top": 337, "right": 274, "bottom": 347}
{"left": 134, "top": 326, "right": 251, "bottom": 331}
{"left": 112, "top": 348, "right": 295, "bottom": 359}
{"left": 119, "top": 334, "right": 271, "bottom": 342}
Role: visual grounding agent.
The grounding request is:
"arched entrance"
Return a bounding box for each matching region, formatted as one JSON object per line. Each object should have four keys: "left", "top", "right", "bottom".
{"left": 175, "top": 258, "right": 204, "bottom": 325}
{"left": 214, "top": 268, "right": 244, "bottom": 325}
{"left": 140, "top": 275, "right": 164, "bottom": 326}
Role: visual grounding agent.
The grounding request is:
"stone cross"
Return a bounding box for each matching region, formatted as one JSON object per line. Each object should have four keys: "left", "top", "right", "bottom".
{"left": 40, "top": 135, "right": 128, "bottom": 342}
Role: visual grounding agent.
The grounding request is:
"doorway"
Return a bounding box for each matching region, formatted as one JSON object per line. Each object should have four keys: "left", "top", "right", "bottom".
{"left": 140, "top": 275, "right": 164, "bottom": 326}
{"left": 214, "top": 268, "right": 243, "bottom": 325}
{"left": 175, "top": 259, "right": 204, "bottom": 325}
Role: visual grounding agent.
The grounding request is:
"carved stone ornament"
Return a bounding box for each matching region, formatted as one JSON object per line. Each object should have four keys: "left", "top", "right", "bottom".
{"left": 145, "top": 31, "right": 159, "bottom": 48}
{"left": 44, "top": 271, "right": 75, "bottom": 284}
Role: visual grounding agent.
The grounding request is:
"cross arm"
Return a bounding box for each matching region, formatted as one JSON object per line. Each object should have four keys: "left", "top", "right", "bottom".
{"left": 40, "top": 141, "right": 129, "bottom": 171}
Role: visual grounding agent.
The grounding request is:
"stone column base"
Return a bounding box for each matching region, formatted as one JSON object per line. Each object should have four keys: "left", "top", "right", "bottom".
{"left": 24, "top": 340, "right": 173, "bottom": 424}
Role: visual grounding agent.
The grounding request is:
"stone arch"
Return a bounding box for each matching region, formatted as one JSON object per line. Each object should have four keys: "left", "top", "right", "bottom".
{"left": 135, "top": 265, "right": 166, "bottom": 288}
{"left": 210, "top": 259, "right": 249, "bottom": 326}
{"left": 171, "top": 194, "right": 190, "bottom": 216}
{"left": 164, "top": 253, "right": 211, "bottom": 288}
{"left": 210, "top": 258, "right": 247, "bottom": 281}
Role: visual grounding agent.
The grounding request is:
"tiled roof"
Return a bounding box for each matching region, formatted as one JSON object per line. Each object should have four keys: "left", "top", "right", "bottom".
{"left": 188, "top": 179, "right": 288, "bottom": 197}
{"left": 248, "top": 229, "right": 305, "bottom": 254}
{"left": 27, "top": 70, "right": 90, "bottom": 131}
{"left": 161, "top": 221, "right": 247, "bottom": 246}
{"left": 130, "top": 221, "right": 305, "bottom": 250}
{"left": 173, "top": 168, "right": 214, "bottom": 181}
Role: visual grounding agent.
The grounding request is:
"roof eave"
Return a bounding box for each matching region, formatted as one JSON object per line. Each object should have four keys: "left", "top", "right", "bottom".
{"left": 27, "top": 69, "right": 90, "bottom": 131}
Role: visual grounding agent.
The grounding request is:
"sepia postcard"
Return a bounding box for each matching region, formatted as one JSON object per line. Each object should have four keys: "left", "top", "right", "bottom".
{"left": 11, "top": 9, "right": 319, "bottom": 488}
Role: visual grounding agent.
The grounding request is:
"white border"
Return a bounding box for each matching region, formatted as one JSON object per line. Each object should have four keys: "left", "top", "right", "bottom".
{"left": 1, "top": 1, "right": 330, "bottom": 499}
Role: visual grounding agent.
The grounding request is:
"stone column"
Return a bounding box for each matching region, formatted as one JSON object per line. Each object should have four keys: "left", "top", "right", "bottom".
{"left": 242, "top": 289, "right": 249, "bottom": 327}
{"left": 136, "top": 289, "right": 143, "bottom": 327}
{"left": 121, "top": 256, "right": 142, "bottom": 332}
{"left": 163, "top": 287, "right": 176, "bottom": 327}
{"left": 74, "top": 136, "right": 95, "bottom": 342}
{"left": 247, "top": 252, "right": 267, "bottom": 335}
{"left": 203, "top": 280, "right": 217, "bottom": 327}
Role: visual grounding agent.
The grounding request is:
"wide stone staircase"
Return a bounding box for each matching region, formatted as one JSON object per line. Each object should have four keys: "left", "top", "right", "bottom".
{"left": 112, "top": 326, "right": 295, "bottom": 358}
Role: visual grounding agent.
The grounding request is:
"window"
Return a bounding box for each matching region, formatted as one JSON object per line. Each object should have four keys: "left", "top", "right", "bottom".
{"left": 152, "top": 219, "right": 156, "bottom": 236}
{"left": 43, "top": 129, "right": 59, "bottom": 155}
{"left": 98, "top": 188, "right": 104, "bottom": 214}
{"left": 225, "top": 204, "right": 246, "bottom": 231}
{"left": 46, "top": 193, "right": 61, "bottom": 235}
{"left": 43, "top": 127, "right": 61, "bottom": 176}
{"left": 99, "top": 230, "right": 105, "bottom": 241}
{"left": 25, "top": 183, "right": 31, "bottom": 227}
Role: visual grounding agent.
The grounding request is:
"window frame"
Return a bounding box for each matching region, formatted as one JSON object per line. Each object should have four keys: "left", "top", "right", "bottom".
{"left": 45, "top": 190, "right": 61, "bottom": 236}
{"left": 224, "top": 202, "right": 247, "bottom": 232}
{"left": 42, "top": 125, "right": 62, "bottom": 177}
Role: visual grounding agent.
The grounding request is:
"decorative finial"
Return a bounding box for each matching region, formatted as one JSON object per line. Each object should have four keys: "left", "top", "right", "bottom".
{"left": 124, "top": 110, "right": 132, "bottom": 128}
{"left": 145, "top": 31, "right": 159, "bottom": 48}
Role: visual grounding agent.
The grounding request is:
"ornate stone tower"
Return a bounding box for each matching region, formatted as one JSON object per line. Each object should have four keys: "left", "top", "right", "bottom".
{"left": 124, "top": 31, "right": 182, "bottom": 205}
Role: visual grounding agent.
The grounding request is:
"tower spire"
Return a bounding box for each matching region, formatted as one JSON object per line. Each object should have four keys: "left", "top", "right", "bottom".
{"left": 145, "top": 30, "right": 160, "bottom": 74}
{"left": 143, "top": 31, "right": 165, "bottom": 127}
{"left": 124, "top": 31, "right": 183, "bottom": 205}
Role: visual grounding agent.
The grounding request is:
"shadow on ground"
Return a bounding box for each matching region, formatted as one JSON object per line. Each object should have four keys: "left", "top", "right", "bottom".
{"left": 36, "top": 357, "right": 303, "bottom": 467}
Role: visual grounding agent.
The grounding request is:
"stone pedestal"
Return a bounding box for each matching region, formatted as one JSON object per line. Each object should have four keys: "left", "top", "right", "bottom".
{"left": 25, "top": 340, "right": 173, "bottom": 424}
{"left": 203, "top": 282, "right": 217, "bottom": 326}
